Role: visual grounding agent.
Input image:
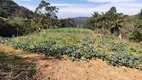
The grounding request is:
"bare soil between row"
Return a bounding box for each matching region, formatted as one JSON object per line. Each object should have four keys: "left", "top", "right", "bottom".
{"left": 0, "top": 46, "right": 142, "bottom": 80}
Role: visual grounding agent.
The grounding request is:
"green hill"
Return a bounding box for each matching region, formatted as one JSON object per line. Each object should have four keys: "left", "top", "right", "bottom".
{"left": 0, "top": 0, "right": 34, "bottom": 18}
{"left": 0, "top": 0, "right": 35, "bottom": 37}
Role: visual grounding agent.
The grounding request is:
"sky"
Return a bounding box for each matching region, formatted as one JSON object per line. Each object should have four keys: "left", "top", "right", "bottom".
{"left": 13, "top": 0, "right": 142, "bottom": 18}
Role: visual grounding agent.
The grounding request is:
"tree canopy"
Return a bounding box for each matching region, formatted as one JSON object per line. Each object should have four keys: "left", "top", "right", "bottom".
{"left": 86, "top": 7, "right": 126, "bottom": 35}
{"left": 34, "top": 0, "right": 59, "bottom": 29}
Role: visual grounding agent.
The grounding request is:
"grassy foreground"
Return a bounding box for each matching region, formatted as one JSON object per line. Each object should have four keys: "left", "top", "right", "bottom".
{"left": 0, "top": 50, "right": 36, "bottom": 80}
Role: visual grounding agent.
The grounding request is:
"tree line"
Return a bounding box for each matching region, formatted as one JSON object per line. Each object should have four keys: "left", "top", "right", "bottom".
{"left": 0, "top": 0, "right": 141, "bottom": 42}
{"left": 0, "top": 0, "right": 75, "bottom": 37}
{"left": 85, "top": 7, "right": 142, "bottom": 42}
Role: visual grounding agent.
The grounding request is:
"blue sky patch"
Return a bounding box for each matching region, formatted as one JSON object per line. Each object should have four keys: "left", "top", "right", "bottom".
{"left": 14, "top": 0, "right": 142, "bottom": 18}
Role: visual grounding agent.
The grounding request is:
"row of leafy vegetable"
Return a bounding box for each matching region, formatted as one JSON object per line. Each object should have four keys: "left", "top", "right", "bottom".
{"left": 0, "top": 37, "right": 142, "bottom": 70}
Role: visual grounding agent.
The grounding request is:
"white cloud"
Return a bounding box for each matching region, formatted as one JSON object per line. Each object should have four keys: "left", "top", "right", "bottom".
{"left": 52, "top": 4, "right": 69, "bottom": 7}
{"left": 22, "top": 2, "right": 142, "bottom": 18}
{"left": 23, "top": 5, "right": 37, "bottom": 11}
{"left": 57, "top": 2, "right": 142, "bottom": 18}
{"left": 87, "top": 0, "right": 135, "bottom": 3}
{"left": 14, "top": 0, "right": 31, "bottom": 2}
{"left": 13, "top": 0, "right": 142, "bottom": 18}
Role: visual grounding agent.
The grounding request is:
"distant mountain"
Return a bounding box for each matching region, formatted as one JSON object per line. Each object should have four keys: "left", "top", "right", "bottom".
{"left": 73, "top": 17, "right": 90, "bottom": 25}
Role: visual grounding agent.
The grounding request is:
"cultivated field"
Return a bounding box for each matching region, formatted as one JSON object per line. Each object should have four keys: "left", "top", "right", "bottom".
{"left": 0, "top": 28, "right": 142, "bottom": 80}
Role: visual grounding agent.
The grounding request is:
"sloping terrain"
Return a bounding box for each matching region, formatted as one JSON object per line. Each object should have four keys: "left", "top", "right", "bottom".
{"left": 0, "top": 28, "right": 142, "bottom": 80}
{"left": 0, "top": 46, "right": 142, "bottom": 80}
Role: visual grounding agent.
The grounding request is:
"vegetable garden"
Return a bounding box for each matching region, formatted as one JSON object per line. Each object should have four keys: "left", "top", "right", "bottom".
{"left": 0, "top": 28, "right": 142, "bottom": 70}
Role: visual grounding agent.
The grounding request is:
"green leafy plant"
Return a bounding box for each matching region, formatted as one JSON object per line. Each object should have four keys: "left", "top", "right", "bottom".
{"left": 109, "top": 52, "right": 142, "bottom": 70}
{"left": 109, "top": 42, "right": 127, "bottom": 52}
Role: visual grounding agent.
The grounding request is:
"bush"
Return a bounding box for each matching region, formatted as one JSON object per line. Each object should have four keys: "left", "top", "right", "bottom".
{"left": 128, "top": 29, "right": 142, "bottom": 42}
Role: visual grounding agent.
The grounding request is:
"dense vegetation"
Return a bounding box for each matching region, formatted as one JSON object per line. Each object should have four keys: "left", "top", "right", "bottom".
{"left": 0, "top": 0, "right": 58, "bottom": 37}
{"left": 0, "top": 0, "right": 141, "bottom": 42}
{"left": 85, "top": 7, "right": 142, "bottom": 42}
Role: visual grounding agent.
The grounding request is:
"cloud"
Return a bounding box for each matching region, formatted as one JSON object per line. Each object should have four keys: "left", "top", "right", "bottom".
{"left": 22, "top": 2, "right": 142, "bottom": 18}
{"left": 13, "top": 0, "right": 142, "bottom": 18}
{"left": 52, "top": 4, "right": 69, "bottom": 7}
{"left": 14, "top": 0, "right": 31, "bottom": 2}
{"left": 57, "top": 2, "right": 142, "bottom": 18}
{"left": 87, "top": 0, "right": 135, "bottom": 3}
{"left": 23, "top": 5, "right": 37, "bottom": 11}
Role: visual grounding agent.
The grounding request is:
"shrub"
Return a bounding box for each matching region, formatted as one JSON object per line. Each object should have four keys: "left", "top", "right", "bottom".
{"left": 128, "top": 29, "right": 142, "bottom": 42}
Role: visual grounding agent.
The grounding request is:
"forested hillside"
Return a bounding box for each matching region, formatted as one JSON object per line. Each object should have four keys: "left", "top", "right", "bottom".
{"left": 0, "top": 0, "right": 142, "bottom": 41}
{"left": 0, "top": 0, "right": 34, "bottom": 18}
{"left": 0, "top": 0, "right": 58, "bottom": 37}
{"left": 0, "top": 0, "right": 34, "bottom": 37}
{"left": 0, "top": 0, "right": 19, "bottom": 18}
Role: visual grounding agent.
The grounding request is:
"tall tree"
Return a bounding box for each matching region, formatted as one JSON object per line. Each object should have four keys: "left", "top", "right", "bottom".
{"left": 86, "top": 6, "right": 125, "bottom": 35}
{"left": 34, "top": 0, "right": 59, "bottom": 29}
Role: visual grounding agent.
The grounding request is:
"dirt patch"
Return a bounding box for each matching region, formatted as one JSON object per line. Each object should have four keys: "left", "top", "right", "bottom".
{"left": 36, "top": 58, "right": 142, "bottom": 80}
{"left": 0, "top": 46, "right": 43, "bottom": 59}
{"left": 0, "top": 46, "right": 142, "bottom": 80}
